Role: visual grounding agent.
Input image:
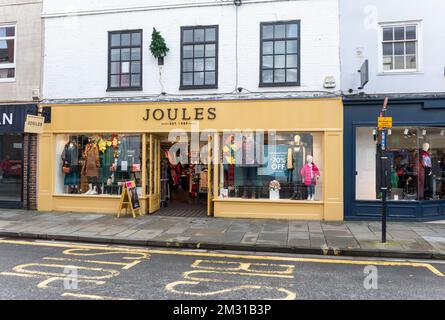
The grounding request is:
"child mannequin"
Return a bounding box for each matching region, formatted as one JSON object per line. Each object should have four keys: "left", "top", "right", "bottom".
{"left": 300, "top": 155, "right": 320, "bottom": 201}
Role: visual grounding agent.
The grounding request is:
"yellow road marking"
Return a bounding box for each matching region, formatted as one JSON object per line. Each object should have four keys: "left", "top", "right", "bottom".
{"left": 62, "top": 292, "right": 133, "bottom": 300}
{"left": 42, "top": 257, "right": 142, "bottom": 270}
{"left": 183, "top": 270, "right": 294, "bottom": 283}
{"left": 0, "top": 238, "right": 443, "bottom": 277}
{"left": 13, "top": 263, "right": 120, "bottom": 280}
{"left": 165, "top": 281, "right": 297, "bottom": 300}
{"left": 191, "top": 259, "right": 295, "bottom": 274}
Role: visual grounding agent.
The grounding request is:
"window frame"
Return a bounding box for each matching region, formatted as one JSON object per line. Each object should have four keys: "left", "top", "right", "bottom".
{"left": 180, "top": 25, "right": 219, "bottom": 90}
{"left": 259, "top": 20, "right": 301, "bottom": 87}
{"left": 107, "top": 29, "right": 143, "bottom": 91}
{"left": 378, "top": 21, "right": 422, "bottom": 74}
{"left": 0, "top": 24, "right": 17, "bottom": 83}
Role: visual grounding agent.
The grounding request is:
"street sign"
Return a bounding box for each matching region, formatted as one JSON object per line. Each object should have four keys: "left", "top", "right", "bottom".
{"left": 24, "top": 114, "right": 45, "bottom": 134}
{"left": 378, "top": 116, "right": 392, "bottom": 129}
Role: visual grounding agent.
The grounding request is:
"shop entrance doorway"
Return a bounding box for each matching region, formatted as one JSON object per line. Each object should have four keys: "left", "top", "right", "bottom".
{"left": 146, "top": 133, "right": 214, "bottom": 218}
{"left": 0, "top": 134, "right": 23, "bottom": 208}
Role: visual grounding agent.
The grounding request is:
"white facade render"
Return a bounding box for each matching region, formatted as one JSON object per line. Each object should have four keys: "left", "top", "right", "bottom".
{"left": 340, "top": 0, "right": 445, "bottom": 95}
{"left": 42, "top": 0, "right": 340, "bottom": 101}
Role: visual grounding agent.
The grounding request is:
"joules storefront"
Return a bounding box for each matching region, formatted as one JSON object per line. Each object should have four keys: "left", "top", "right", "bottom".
{"left": 38, "top": 97, "right": 343, "bottom": 221}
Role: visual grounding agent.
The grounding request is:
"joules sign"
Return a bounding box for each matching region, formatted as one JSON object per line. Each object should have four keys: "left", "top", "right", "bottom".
{"left": 143, "top": 107, "right": 216, "bottom": 123}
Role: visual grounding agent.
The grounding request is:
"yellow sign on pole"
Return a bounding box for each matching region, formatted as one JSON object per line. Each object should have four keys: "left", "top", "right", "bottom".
{"left": 24, "top": 115, "right": 45, "bottom": 134}
{"left": 378, "top": 116, "right": 393, "bottom": 129}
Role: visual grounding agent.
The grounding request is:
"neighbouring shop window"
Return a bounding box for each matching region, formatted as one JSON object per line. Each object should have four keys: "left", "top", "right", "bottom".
{"left": 180, "top": 25, "right": 218, "bottom": 89}
{"left": 260, "top": 21, "right": 300, "bottom": 86}
{"left": 0, "top": 134, "right": 22, "bottom": 202}
{"left": 55, "top": 134, "right": 142, "bottom": 196}
{"left": 108, "top": 30, "right": 142, "bottom": 90}
{"left": 381, "top": 23, "right": 418, "bottom": 72}
{"left": 356, "top": 127, "right": 445, "bottom": 201}
{"left": 0, "top": 25, "right": 16, "bottom": 80}
{"left": 219, "top": 132, "right": 323, "bottom": 201}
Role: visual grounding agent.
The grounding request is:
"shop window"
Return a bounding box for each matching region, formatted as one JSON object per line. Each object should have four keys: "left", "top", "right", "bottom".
{"left": 260, "top": 21, "right": 300, "bottom": 87}
{"left": 0, "top": 134, "right": 23, "bottom": 202}
{"left": 218, "top": 132, "right": 323, "bottom": 201}
{"left": 55, "top": 134, "right": 142, "bottom": 196}
{"left": 180, "top": 25, "right": 218, "bottom": 89}
{"left": 108, "top": 30, "right": 143, "bottom": 90}
{"left": 380, "top": 23, "right": 419, "bottom": 72}
{"left": 0, "top": 25, "right": 16, "bottom": 81}
{"left": 355, "top": 127, "right": 445, "bottom": 201}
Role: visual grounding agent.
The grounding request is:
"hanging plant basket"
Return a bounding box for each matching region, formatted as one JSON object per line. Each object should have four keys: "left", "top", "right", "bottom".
{"left": 150, "top": 28, "right": 169, "bottom": 66}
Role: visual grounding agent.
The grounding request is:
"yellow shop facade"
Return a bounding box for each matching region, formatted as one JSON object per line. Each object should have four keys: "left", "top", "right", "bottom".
{"left": 38, "top": 97, "right": 343, "bottom": 221}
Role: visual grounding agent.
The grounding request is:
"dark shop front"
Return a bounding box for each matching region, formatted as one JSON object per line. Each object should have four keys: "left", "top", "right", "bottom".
{"left": 0, "top": 104, "right": 38, "bottom": 209}
{"left": 344, "top": 96, "right": 445, "bottom": 222}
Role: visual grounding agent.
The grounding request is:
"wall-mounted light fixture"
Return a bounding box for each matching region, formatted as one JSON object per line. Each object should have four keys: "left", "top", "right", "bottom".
{"left": 234, "top": 0, "right": 242, "bottom": 6}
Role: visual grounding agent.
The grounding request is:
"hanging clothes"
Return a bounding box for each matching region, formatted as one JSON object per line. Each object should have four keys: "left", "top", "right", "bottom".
{"left": 83, "top": 143, "right": 100, "bottom": 177}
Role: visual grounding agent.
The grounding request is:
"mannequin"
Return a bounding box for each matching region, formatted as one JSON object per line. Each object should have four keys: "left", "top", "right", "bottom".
{"left": 419, "top": 142, "right": 433, "bottom": 200}
{"left": 82, "top": 138, "right": 100, "bottom": 195}
{"left": 240, "top": 134, "right": 258, "bottom": 199}
{"left": 287, "top": 134, "right": 306, "bottom": 199}
{"left": 300, "top": 155, "right": 320, "bottom": 201}
{"left": 61, "top": 140, "right": 79, "bottom": 194}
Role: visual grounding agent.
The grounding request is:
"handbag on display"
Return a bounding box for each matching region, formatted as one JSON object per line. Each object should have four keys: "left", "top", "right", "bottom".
{"left": 62, "top": 163, "right": 71, "bottom": 174}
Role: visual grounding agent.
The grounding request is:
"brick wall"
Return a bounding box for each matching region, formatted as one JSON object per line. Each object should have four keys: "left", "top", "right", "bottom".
{"left": 22, "top": 133, "right": 38, "bottom": 210}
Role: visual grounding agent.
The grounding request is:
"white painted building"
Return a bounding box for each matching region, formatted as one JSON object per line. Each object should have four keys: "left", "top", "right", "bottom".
{"left": 42, "top": 0, "right": 341, "bottom": 101}
{"left": 340, "top": 0, "right": 445, "bottom": 95}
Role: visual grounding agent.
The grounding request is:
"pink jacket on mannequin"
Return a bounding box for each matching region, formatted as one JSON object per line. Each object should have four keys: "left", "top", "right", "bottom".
{"left": 300, "top": 163, "right": 320, "bottom": 186}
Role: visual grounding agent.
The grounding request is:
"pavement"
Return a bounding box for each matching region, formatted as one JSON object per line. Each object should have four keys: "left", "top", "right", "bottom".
{"left": 0, "top": 209, "right": 445, "bottom": 260}
{"left": 1, "top": 238, "right": 444, "bottom": 300}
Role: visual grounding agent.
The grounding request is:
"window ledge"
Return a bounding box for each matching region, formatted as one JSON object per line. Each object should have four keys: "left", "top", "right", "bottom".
{"left": 179, "top": 85, "right": 218, "bottom": 90}
{"left": 106, "top": 87, "right": 143, "bottom": 92}
{"left": 259, "top": 82, "right": 300, "bottom": 88}
{"left": 214, "top": 198, "right": 323, "bottom": 204}
{"left": 0, "top": 78, "right": 16, "bottom": 83}
{"left": 377, "top": 71, "right": 424, "bottom": 76}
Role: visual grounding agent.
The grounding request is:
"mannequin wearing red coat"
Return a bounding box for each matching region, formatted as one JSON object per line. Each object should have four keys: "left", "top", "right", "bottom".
{"left": 300, "top": 155, "right": 320, "bottom": 201}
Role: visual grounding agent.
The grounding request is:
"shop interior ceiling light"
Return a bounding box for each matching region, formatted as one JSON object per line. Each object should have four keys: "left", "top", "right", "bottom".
{"left": 423, "top": 129, "right": 427, "bottom": 136}
{"left": 404, "top": 128, "right": 409, "bottom": 135}
{"left": 388, "top": 129, "right": 392, "bottom": 135}
{"left": 441, "top": 130, "right": 445, "bottom": 136}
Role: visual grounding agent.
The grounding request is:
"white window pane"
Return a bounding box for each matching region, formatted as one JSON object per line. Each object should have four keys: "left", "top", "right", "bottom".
{"left": 394, "top": 42, "right": 404, "bottom": 55}
{"left": 383, "top": 28, "right": 393, "bottom": 41}
{"left": 406, "top": 42, "right": 416, "bottom": 55}
{"left": 262, "top": 25, "right": 274, "bottom": 39}
{"left": 131, "top": 32, "right": 141, "bottom": 46}
{"left": 183, "top": 59, "right": 193, "bottom": 72}
{"left": 286, "top": 40, "right": 298, "bottom": 54}
{"left": 406, "top": 55, "right": 416, "bottom": 69}
{"left": 274, "top": 69, "right": 285, "bottom": 82}
{"left": 205, "top": 72, "right": 215, "bottom": 85}
{"left": 383, "top": 43, "right": 393, "bottom": 55}
{"left": 274, "top": 41, "right": 285, "bottom": 54}
{"left": 194, "top": 72, "right": 204, "bottom": 85}
{"left": 205, "top": 58, "right": 215, "bottom": 71}
{"left": 131, "top": 48, "right": 141, "bottom": 60}
{"left": 205, "top": 44, "right": 216, "bottom": 57}
{"left": 394, "top": 56, "right": 405, "bottom": 69}
{"left": 194, "top": 29, "right": 205, "bottom": 42}
{"left": 262, "top": 70, "right": 273, "bottom": 83}
{"left": 131, "top": 61, "right": 141, "bottom": 74}
{"left": 263, "top": 41, "right": 273, "bottom": 54}
{"left": 111, "top": 34, "right": 120, "bottom": 46}
{"left": 183, "top": 45, "right": 193, "bottom": 58}
{"left": 205, "top": 28, "right": 216, "bottom": 42}
{"left": 286, "top": 69, "right": 298, "bottom": 82}
{"left": 131, "top": 74, "right": 141, "bottom": 87}
{"left": 406, "top": 26, "right": 417, "bottom": 40}
{"left": 121, "top": 33, "right": 131, "bottom": 46}
{"left": 274, "top": 25, "right": 286, "bottom": 38}
{"left": 286, "top": 54, "right": 298, "bottom": 68}
{"left": 383, "top": 56, "right": 393, "bottom": 70}
{"left": 121, "top": 48, "right": 130, "bottom": 60}
{"left": 110, "top": 75, "right": 120, "bottom": 87}
{"left": 394, "top": 27, "right": 405, "bottom": 40}
{"left": 111, "top": 62, "right": 120, "bottom": 74}
{"left": 194, "top": 45, "right": 204, "bottom": 58}
{"left": 262, "top": 56, "right": 273, "bottom": 68}
{"left": 274, "top": 55, "right": 285, "bottom": 68}
{"left": 286, "top": 24, "right": 298, "bottom": 38}
{"left": 121, "top": 75, "right": 130, "bottom": 87}
{"left": 194, "top": 59, "right": 204, "bottom": 71}
{"left": 111, "top": 49, "right": 120, "bottom": 61}
{"left": 183, "top": 73, "right": 193, "bottom": 85}
{"left": 121, "top": 61, "right": 130, "bottom": 74}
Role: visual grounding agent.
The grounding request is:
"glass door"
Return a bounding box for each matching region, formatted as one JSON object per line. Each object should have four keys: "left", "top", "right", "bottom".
{"left": 0, "top": 134, "right": 23, "bottom": 207}
{"left": 147, "top": 134, "right": 161, "bottom": 214}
